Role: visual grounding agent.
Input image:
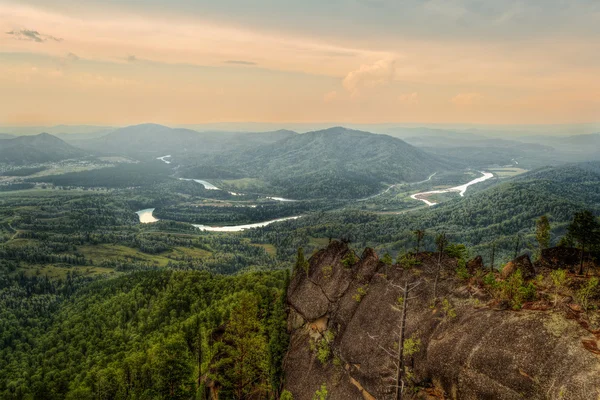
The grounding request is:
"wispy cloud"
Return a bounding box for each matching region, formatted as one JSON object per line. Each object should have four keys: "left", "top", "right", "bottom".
{"left": 6, "top": 29, "right": 62, "bottom": 43}
{"left": 224, "top": 60, "right": 257, "bottom": 66}
{"left": 398, "top": 92, "right": 419, "bottom": 105}
{"left": 451, "top": 92, "right": 483, "bottom": 106}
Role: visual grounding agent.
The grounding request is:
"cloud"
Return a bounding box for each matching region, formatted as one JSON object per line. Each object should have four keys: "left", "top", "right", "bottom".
{"left": 451, "top": 92, "right": 483, "bottom": 106}
{"left": 399, "top": 92, "right": 419, "bottom": 105}
{"left": 224, "top": 60, "right": 257, "bottom": 66}
{"left": 66, "top": 52, "right": 79, "bottom": 62}
{"left": 342, "top": 59, "right": 395, "bottom": 94}
{"left": 56, "top": 52, "right": 80, "bottom": 70}
{"left": 323, "top": 90, "right": 338, "bottom": 102}
{"left": 6, "top": 29, "right": 62, "bottom": 43}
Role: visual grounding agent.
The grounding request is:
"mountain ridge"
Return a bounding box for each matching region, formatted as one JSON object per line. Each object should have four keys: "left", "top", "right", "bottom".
{"left": 206, "top": 126, "right": 453, "bottom": 199}
{"left": 0, "top": 133, "right": 86, "bottom": 164}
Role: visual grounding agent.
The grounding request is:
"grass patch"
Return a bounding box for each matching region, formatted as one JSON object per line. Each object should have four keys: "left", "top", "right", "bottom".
{"left": 252, "top": 243, "right": 277, "bottom": 256}
{"left": 19, "top": 264, "right": 116, "bottom": 279}
{"left": 78, "top": 244, "right": 211, "bottom": 267}
{"left": 309, "top": 237, "right": 330, "bottom": 249}
{"left": 217, "top": 178, "right": 269, "bottom": 192}
{"left": 488, "top": 168, "right": 528, "bottom": 178}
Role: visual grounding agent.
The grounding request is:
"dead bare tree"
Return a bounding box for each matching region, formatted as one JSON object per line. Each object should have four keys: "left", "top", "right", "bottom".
{"left": 368, "top": 279, "right": 421, "bottom": 400}
{"left": 490, "top": 242, "right": 496, "bottom": 273}
{"left": 413, "top": 230, "right": 425, "bottom": 256}
{"left": 433, "top": 232, "right": 448, "bottom": 303}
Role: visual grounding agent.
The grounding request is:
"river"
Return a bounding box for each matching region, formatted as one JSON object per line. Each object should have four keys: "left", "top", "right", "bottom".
{"left": 410, "top": 171, "right": 494, "bottom": 206}
{"left": 138, "top": 170, "right": 492, "bottom": 228}
{"left": 135, "top": 208, "right": 299, "bottom": 231}
{"left": 157, "top": 155, "right": 172, "bottom": 164}
{"left": 193, "top": 216, "right": 300, "bottom": 232}
{"left": 136, "top": 208, "right": 159, "bottom": 223}
{"left": 358, "top": 171, "right": 438, "bottom": 201}
{"left": 178, "top": 178, "right": 220, "bottom": 190}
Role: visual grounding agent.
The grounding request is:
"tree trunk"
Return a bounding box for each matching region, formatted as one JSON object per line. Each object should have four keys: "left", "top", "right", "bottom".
{"left": 433, "top": 247, "right": 443, "bottom": 302}
{"left": 490, "top": 244, "right": 495, "bottom": 273}
{"left": 579, "top": 243, "right": 585, "bottom": 275}
{"left": 197, "top": 329, "right": 203, "bottom": 392}
{"left": 395, "top": 282, "right": 409, "bottom": 400}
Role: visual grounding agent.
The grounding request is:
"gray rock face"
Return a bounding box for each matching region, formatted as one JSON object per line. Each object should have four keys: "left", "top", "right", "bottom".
{"left": 283, "top": 242, "right": 600, "bottom": 400}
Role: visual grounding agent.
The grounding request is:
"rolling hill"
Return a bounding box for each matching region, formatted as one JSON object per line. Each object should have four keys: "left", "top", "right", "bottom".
{"left": 73, "top": 123, "right": 296, "bottom": 158}
{"left": 0, "top": 133, "right": 86, "bottom": 164}
{"left": 206, "top": 127, "right": 453, "bottom": 199}
{"left": 251, "top": 162, "right": 600, "bottom": 260}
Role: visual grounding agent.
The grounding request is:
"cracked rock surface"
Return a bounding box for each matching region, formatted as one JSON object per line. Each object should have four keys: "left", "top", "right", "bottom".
{"left": 283, "top": 241, "right": 600, "bottom": 400}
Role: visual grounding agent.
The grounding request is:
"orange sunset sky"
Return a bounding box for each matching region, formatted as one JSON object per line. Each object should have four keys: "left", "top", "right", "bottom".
{"left": 1, "top": 0, "right": 599, "bottom": 126}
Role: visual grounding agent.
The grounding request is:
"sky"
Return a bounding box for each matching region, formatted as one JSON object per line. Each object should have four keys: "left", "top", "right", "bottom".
{"left": 1, "top": 0, "right": 599, "bottom": 126}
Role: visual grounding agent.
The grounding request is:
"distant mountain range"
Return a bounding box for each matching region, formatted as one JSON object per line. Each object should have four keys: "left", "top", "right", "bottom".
{"left": 68, "top": 123, "right": 297, "bottom": 158}
{"left": 0, "top": 133, "right": 86, "bottom": 164}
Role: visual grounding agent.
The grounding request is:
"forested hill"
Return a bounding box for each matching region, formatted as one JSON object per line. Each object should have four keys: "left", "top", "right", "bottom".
{"left": 210, "top": 127, "right": 452, "bottom": 199}
{"left": 0, "top": 269, "right": 289, "bottom": 399}
{"left": 0, "top": 133, "right": 86, "bottom": 164}
{"left": 74, "top": 123, "right": 296, "bottom": 158}
{"left": 249, "top": 162, "right": 600, "bottom": 260}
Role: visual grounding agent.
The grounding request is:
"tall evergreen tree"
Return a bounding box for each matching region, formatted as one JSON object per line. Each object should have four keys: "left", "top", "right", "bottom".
{"left": 536, "top": 215, "right": 551, "bottom": 257}
{"left": 568, "top": 210, "right": 600, "bottom": 274}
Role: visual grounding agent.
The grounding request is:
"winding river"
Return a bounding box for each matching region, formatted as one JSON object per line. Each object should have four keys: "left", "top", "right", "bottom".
{"left": 141, "top": 162, "right": 493, "bottom": 228}
{"left": 135, "top": 207, "right": 299, "bottom": 231}
{"left": 192, "top": 216, "right": 300, "bottom": 232}
{"left": 410, "top": 171, "right": 494, "bottom": 206}
{"left": 157, "top": 155, "right": 172, "bottom": 164}
{"left": 178, "top": 178, "right": 220, "bottom": 190}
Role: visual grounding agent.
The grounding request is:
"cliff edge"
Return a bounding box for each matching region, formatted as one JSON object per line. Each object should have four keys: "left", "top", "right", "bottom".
{"left": 283, "top": 241, "right": 600, "bottom": 400}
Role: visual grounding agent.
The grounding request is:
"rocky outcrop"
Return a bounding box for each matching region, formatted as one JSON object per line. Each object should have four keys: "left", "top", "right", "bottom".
{"left": 283, "top": 242, "right": 600, "bottom": 400}
{"left": 466, "top": 255, "right": 484, "bottom": 275}
{"left": 501, "top": 254, "right": 536, "bottom": 280}
{"left": 534, "top": 247, "right": 599, "bottom": 272}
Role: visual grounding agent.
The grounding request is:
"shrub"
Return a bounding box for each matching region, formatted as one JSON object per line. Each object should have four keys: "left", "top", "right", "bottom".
{"left": 321, "top": 265, "right": 333, "bottom": 279}
{"left": 550, "top": 269, "right": 569, "bottom": 305}
{"left": 316, "top": 343, "right": 330, "bottom": 365}
{"left": 577, "top": 277, "right": 599, "bottom": 311}
{"left": 441, "top": 298, "right": 457, "bottom": 320}
{"left": 483, "top": 272, "right": 497, "bottom": 287}
{"left": 280, "top": 390, "right": 294, "bottom": 400}
{"left": 313, "top": 383, "right": 328, "bottom": 400}
{"left": 314, "top": 330, "right": 335, "bottom": 365}
{"left": 403, "top": 336, "right": 421, "bottom": 357}
{"left": 398, "top": 252, "right": 421, "bottom": 269}
{"left": 498, "top": 270, "right": 536, "bottom": 310}
{"left": 341, "top": 251, "right": 358, "bottom": 268}
{"left": 381, "top": 253, "right": 393, "bottom": 265}
{"left": 352, "top": 285, "right": 368, "bottom": 302}
{"left": 455, "top": 259, "right": 470, "bottom": 280}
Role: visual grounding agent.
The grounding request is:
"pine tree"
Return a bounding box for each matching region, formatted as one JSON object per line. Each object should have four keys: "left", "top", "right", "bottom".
{"left": 536, "top": 215, "right": 551, "bottom": 257}
{"left": 568, "top": 210, "right": 600, "bottom": 275}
